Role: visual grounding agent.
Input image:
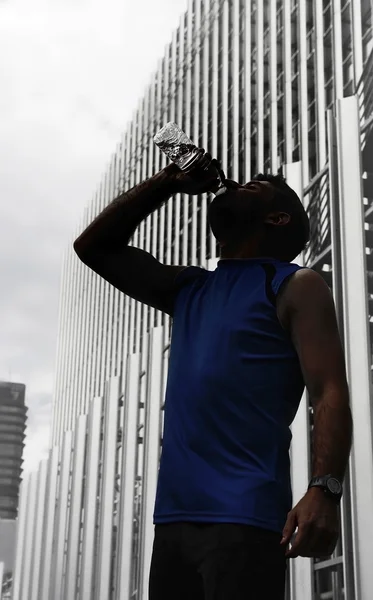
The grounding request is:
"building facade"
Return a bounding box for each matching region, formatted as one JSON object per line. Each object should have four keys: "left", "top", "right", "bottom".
{"left": 0, "top": 382, "right": 27, "bottom": 599}
{"left": 13, "top": 1, "right": 373, "bottom": 599}
{"left": 0, "top": 381, "right": 27, "bottom": 520}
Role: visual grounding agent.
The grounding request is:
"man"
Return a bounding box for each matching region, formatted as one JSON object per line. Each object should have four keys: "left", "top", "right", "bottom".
{"left": 74, "top": 150, "right": 353, "bottom": 599}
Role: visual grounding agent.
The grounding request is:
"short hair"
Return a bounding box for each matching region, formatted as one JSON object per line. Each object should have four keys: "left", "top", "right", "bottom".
{"left": 250, "top": 173, "right": 310, "bottom": 261}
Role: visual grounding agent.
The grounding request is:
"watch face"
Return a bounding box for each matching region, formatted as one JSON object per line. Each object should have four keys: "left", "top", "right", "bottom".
{"left": 327, "top": 477, "right": 342, "bottom": 495}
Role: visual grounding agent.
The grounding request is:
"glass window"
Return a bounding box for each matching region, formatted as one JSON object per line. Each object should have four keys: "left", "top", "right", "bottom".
{"left": 0, "top": 433, "right": 23, "bottom": 444}
{"left": 291, "top": 51, "right": 299, "bottom": 78}
{"left": 323, "top": 2, "right": 332, "bottom": 32}
{"left": 343, "top": 56, "right": 353, "bottom": 86}
{"left": 314, "top": 561, "right": 344, "bottom": 599}
{"left": 307, "top": 29, "right": 315, "bottom": 57}
{"left": 308, "top": 101, "right": 316, "bottom": 127}
{"left": 292, "top": 121, "right": 300, "bottom": 150}
{"left": 0, "top": 476, "right": 18, "bottom": 487}
{"left": 325, "top": 79, "right": 334, "bottom": 108}
{"left": 0, "top": 443, "right": 22, "bottom": 455}
{"left": 0, "top": 496, "right": 17, "bottom": 509}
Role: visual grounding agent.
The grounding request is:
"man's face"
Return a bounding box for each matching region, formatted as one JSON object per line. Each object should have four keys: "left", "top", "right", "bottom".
{"left": 208, "top": 179, "right": 276, "bottom": 246}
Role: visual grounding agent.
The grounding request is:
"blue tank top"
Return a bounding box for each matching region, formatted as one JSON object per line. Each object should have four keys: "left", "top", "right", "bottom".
{"left": 154, "top": 258, "right": 305, "bottom": 533}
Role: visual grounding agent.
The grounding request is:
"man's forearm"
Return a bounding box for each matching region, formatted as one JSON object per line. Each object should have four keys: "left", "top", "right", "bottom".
{"left": 311, "top": 389, "right": 353, "bottom": 481}
{"left": 74, "top": 168, "right": 174, "bottom": 256}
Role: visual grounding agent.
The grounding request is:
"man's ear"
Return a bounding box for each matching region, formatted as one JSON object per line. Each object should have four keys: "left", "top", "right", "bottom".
{"left": 264, "top": 211, "right": 291, "bottom": 227}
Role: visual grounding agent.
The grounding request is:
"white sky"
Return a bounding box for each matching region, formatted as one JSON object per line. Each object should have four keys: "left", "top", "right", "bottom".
{"left": 0, "top": 0, "right": 189, "bottom": 472}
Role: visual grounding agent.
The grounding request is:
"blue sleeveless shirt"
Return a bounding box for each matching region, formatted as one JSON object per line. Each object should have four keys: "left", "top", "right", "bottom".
{"left": 154, "top": 258, "right": 305, "bottom": 533}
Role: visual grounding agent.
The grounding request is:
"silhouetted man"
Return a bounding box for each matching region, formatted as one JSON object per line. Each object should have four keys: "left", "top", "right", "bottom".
{"left": 74, "top": 151, "right": 352, "bottom": 600}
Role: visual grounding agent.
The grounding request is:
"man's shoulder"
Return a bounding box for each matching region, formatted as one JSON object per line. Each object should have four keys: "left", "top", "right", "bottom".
{"left": 278, "top": 267, "right": 333, "bottom": 317}
{"left": 284, "top": 267, "right": 328, "bottom": 292}
{"left": 175, "top": 265, "right": 211, "bottom": 287}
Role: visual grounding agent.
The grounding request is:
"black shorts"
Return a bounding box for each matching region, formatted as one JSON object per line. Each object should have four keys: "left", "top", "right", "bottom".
{"left": 149, "top": 522, "right": 287, "bottom": 600}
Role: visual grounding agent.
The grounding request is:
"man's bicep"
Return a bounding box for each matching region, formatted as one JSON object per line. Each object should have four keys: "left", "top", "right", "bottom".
{"left": 79, "top": 246, "right": 188, "bottom": 315}
{"left": 282, "top": 270, "right": 348, "bottom": 403}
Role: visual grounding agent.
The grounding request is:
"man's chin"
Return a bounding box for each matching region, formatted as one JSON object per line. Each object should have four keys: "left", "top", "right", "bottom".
{"left": 208, "top": 209, "right": 236, "bottom": 241}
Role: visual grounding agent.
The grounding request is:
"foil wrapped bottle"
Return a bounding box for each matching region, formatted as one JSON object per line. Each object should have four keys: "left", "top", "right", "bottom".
{"left": 154, "top": 122, "right": 201, "bottom": 172}
{"left": 154, "top": 123, "right": 226, "bottom": 194}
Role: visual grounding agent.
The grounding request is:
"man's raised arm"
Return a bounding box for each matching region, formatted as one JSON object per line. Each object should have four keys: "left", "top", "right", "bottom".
{"left": 74, "top": 151, "right": 218, "bottom": 315}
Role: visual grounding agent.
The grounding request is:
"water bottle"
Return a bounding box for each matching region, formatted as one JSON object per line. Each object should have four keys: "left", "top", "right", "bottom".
{"left": 154, "top": 123, "right": 226, "bottom": 193}
{"left": 154, "top": 123, "right": 202, "bottom": 171}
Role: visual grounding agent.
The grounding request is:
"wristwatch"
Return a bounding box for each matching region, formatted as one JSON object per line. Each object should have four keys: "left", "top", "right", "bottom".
{"left": 308, "top": 475, "right": 343, "bottom": 504}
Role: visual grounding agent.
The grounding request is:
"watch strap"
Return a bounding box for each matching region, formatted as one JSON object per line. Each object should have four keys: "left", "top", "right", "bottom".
{"left": 308, "top": 475, "right": 343, "bottom": 503}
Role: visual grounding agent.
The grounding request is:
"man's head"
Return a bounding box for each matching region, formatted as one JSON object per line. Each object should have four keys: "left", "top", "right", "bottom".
{"left": 207, "top": 173, "right": 310, "bottom": 262}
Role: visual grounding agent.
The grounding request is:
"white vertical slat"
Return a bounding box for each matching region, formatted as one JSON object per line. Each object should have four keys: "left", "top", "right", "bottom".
{"left": 256, "top": 1, "right": 264, "bottom": 172}
{"left": 79, "top": 396, "right": 103, "bottom": 600}
{"left": 40, "top": 446, "right": 60, "bottom": 600}
{"left": 210, "top": 1, "right": 219, "bottom": 261}
{"left": 269, "top": 0, "right": 278, "bottom": 171}
{"left": 116, "top": 354, "right": 141, "bottom": 598}
{"left": 128, "top": 122, "right": 137, "bottom": 352}
{"left": 58, "top": 248, "right": 71, "bottom": 441}
{"left": 327, "top": 109, "right": 356, "bottom": 600}
{"left": 98, "top": 172, "right": 111, "bottom": 395}
{"left": 59, "top": 247, "right": 74, "bottom": 443}
{"left": 110, "top": 150, "right": 121, "bottom": 378}
{"left": 314, "top": 0, "right": 327, "bottom": 168}
{"left": 289, "top": 395, "right": 314, "bottom": 600}
{"left": 244, "top": 0, "right": 252, "bottom": 182}
{"left": 283, "top": 0, "right": 293, "bottom": 166}
{"left": 80, "top": 201, "right": 95, "bottom": 413}
{"left": 200, "top": 0, "right": 210, "bottom": 266}
{"left": 104, "top": 159, "right": 116, "bottom": 371}
{"left": 351, "top": 0, "right": 364, "bottom": 85}
{"left": 232, "top": 0, "right": 240, "bottom": 182}
{"left": 30, "top": 459, "right": 49, "bottom": 600}
{"left": 64, "top": 415, "right": 88, "bottom": 599}
{"left": 182, "top": 3, "right": 192, "bottom": 266}
{"left": 221, "top": 0, "right": 229, "bottom": 174}
{"left": 140, "top": 327, "right": 164, "bottom": 600}
{"left": 96, "top": 377, "right": 121, "bottom": 600}
{"left": 116, "top": 134, "right": 128, "bottom": 381}
{"left": 285, "top": 161, "right": 313, "bottom": 600}
{"left": 51, "top": 251, "right": 67, "bottom": 444}
{"left": 0, "top": 561, "right": 3, "bottom": 600}
{"left": 172, "top": 16, "right": 184, "bottom": 267}
{"left": 136, "top": 109, "right": 145, "bottom": 354}
{"left": 298, "top": 0, "right": 310, "bottom": 185}
{"left": 336, "top": 95, "right": 373, "bottom": 600}
{"left": 51, "top": 430, "right": 73, "bottom": 600}
{"left": 191, "top": 0, "right": 201, "bottom": 266}
{"left": 12, "top": 472, "right": 30, "bottom": 600}
{"left": 86, "top": 192, "right": 101, "bottom": 403}
{"left": 66, "top": 244, "right": 81, "bottom": 430}
{"left": 167, "top": 34, "right": 176, "bottom": 266}
{"left": 20, "top": 474, "right": 38, "bottom": 600}
{"left": 72, "top": 217, "right": 88, "bottom": 421}
{"left": 94, "top": 180, "right": 108, "bottom": 398}
{"left": 333, "top": 0, "right": 344, "bottom": 99}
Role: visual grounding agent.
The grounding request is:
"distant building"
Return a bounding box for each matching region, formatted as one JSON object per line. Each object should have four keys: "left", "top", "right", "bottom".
{"left": 0, "top": 381, "right": 27, "bottom": 597}
{"left": 0, "top": 520, "right": 16, "bottom": 582}
{"left": 0, "top": 381, "right": 27, "bottom": 519}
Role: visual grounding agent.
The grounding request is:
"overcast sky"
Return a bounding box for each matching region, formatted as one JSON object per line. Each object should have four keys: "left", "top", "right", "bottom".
{"left": 0, "top": 0, "right": 188, "bottom": 472}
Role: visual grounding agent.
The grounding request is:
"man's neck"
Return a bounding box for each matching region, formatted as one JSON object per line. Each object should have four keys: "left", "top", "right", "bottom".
{"left": 220, "top": 242, "right": 266, "bottom": 260}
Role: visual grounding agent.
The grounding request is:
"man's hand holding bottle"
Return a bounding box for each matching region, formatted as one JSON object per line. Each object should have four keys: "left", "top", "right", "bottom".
{"left": 162, "top": 150, "right": 225, "bottom": 196}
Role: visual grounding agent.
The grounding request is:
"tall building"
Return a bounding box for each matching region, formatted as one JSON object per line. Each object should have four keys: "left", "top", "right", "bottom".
{"left": 0, "top": 381, "right": 27, "bottom": 519}
{"left": 13, "top": 1, "right": 373, "bottom": 599}
{"left": 0, "top": 381, "right": 27, "bottom": 598}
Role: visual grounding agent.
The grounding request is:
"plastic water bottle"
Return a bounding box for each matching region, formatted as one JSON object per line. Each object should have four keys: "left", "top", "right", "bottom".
{"left": 154, "top": 123, "right": 226, "bottom": 194}
{"left": 154, "top": 122, "right": 202, "bottom": 172}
